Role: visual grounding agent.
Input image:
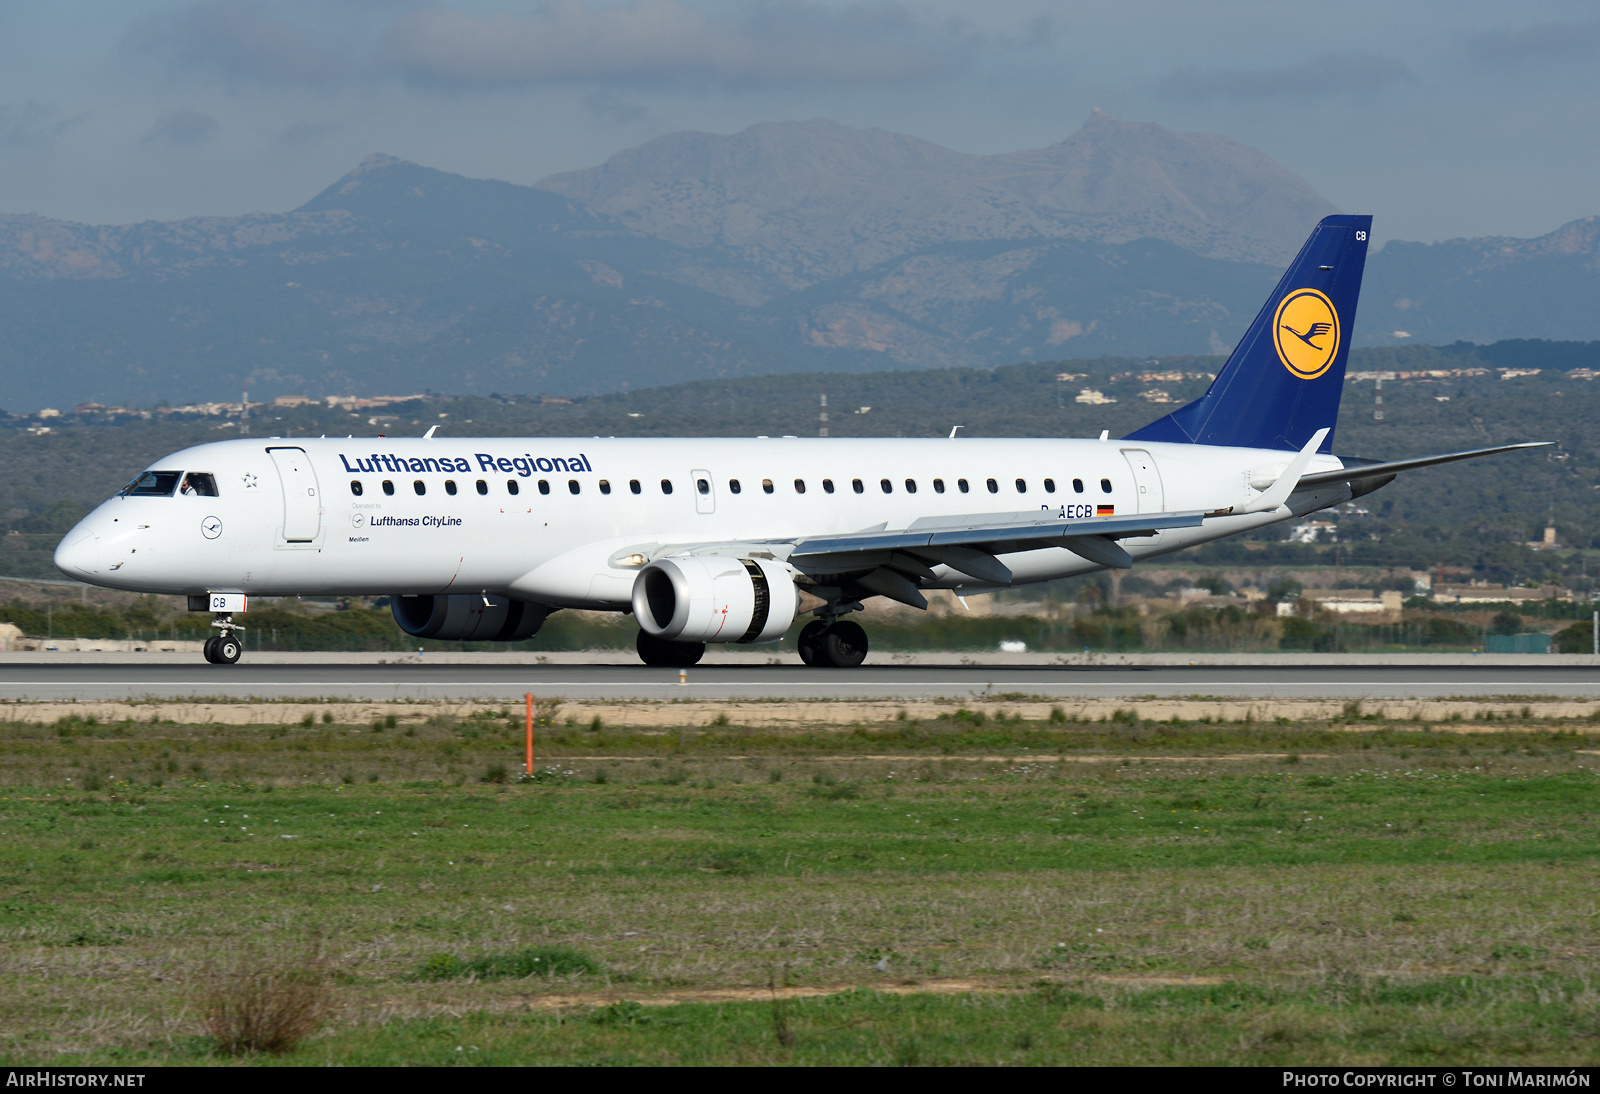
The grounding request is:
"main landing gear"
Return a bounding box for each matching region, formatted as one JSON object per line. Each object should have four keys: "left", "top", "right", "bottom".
{"left": 796, "top": 619, "right": 868, "bottom": 668}
{"left": 203, "top": 615, "right": 243, "bottom": 665}
{"left": 636, "top": 631, "right": 705, "bottom": 667}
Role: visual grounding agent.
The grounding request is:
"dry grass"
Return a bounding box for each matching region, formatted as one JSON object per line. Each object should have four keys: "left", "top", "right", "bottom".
{"left": 198, "top": 944, "right": 332, "bottom": 1056}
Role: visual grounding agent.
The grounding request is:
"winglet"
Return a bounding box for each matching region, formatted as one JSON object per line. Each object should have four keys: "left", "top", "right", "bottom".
{"left": 422, "top": 425, "right": 438, "bottom": 439}
{"left": 1240, "top": 427, "right": 1329, "bottom": 514}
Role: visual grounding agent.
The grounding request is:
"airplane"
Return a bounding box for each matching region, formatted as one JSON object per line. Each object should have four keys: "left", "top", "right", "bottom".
{"left": 53, "top": 214, "right": 1544, "bottom": 667}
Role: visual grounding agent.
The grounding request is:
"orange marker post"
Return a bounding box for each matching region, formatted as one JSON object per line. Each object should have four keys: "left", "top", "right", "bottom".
{"left": 525, "top": 693, "right": 534, "bottom": 777}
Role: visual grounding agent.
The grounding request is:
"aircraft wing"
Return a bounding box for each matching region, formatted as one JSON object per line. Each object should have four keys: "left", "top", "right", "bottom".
{"left": 1297, "top": 441, "right": 1550, "bottom": 488}
{"left": 786, "top": 508, "right": 1207, "bottom": 580}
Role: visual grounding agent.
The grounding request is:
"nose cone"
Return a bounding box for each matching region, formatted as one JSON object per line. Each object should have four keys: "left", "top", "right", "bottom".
{"left": 54, "top": 524, "right": 100, "bottom": 581}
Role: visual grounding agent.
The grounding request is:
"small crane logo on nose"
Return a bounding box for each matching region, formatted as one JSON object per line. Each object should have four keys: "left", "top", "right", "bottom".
{"left": 201, "top": 516, "right": 223, "bottom": 540}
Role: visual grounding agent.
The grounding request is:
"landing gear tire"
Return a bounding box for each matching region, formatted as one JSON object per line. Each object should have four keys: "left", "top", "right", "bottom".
{"left": 205, "top": 634, "right": 241, "bottom": 664}
{"left": 819, "top": 620, "right": 869, "bottom": 668}
{"left": 796, "top": 620, "right": 828, "bottom": 666}
{"left": 636, "top": 631, "right": 705, "bottom": 667}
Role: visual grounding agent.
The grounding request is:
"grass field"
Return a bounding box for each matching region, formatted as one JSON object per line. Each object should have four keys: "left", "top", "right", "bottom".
{"left": 1, "top": 703, "right": 1597, "bottom": 1065}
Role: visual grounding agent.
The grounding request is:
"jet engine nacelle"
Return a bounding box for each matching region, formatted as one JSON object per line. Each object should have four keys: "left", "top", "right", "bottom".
{"left": 632, "top": 556, "right": 797, "bottom": 643}
{"left": 391, "top": 594, "right": 551, "bottom": 642}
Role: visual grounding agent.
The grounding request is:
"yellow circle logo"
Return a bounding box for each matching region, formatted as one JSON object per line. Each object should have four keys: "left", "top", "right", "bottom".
{"left": 1273, "top": 288, "right": 1340, "bottom": 380}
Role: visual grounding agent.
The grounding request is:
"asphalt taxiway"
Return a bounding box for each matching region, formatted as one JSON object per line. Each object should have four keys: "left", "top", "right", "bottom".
{"left": 0, "top": 657, "right": 1597, "bottom": 702}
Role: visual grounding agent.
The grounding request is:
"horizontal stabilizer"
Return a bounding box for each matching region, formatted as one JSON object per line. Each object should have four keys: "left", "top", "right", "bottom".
{"left": 1298, "top": 442, "right": 1551, "bottom": 488}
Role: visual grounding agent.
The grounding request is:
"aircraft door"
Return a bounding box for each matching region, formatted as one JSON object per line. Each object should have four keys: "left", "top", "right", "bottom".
{"left": 1120, "top": 449, "right": 1164, "bottom": 513}
{"left": 267, "top": 447, "right": 323, "bottom": 542}
{"left": 691, "top": 469, "right": 715, "bottom": 515}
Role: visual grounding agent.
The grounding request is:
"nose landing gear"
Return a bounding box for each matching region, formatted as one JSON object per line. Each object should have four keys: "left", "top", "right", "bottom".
{"left": 203, "top": 615, "right": 243, "bottom": 665}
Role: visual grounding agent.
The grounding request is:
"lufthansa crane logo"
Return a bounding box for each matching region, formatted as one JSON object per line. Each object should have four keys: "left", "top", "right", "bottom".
{"left": 1273, "top": 288, "right": 1340, "bottom": 380}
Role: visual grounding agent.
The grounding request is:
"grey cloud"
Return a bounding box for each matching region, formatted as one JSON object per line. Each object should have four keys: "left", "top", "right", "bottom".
{"left": 1162, "top": 52, "right": 1413, "bottom": 100}
{"left": 1021, "top": 16, "right": 1055, "bottom": 49}
{"left": 0, "top": 100, "right": 88, "bottom": 148}
{"left": 125, "top": 0, "right": 354, "bottom": 88}
{"left": 582, "top": 92, "right": 654, "bottom": 127}
{"left": 1469, "top": 20, "right": 1600, "bottom": 62}
{"left": 379, "top": 1, "right": 970, "bottom": 89}
{"left": 141, "top": 110, "right": 219, "bottom": 146}
{"left": 278, "top": 120, "right": 340, "bottom": 146}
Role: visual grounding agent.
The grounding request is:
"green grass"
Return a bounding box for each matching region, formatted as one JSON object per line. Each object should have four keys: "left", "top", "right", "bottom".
{"left": 86, "top": 978, "right": 1597, "bottom": 1066}
{"left": 0, "top": 710, "right": 1597, "bottom": 1065}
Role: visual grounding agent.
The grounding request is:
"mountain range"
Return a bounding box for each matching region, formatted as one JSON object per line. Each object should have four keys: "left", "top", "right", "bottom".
{"left": 1, "top": 113, "right": 1597, "bottom": 410}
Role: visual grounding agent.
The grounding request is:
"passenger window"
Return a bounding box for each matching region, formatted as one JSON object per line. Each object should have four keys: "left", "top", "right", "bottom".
{"left": 958, "top": 479, "right": 969, "bottom": 493}
{"left": 1073, "top": 478, "right": 1085, "bottom": 493}
{"left": 1100, "top": 478, "right": 1113, "bottom": 493}
{"left": 382, "top": 481, "right": 395, "bottom": 496}
{"left": 880, "top": 479, "right": 892, "bottom": 494}
{"left": 568, "top": 480, "right": 580, "bottom": 495}
{"left": 794, "top": 479, "right": 806, "bottom": 494}
{"left": 904, "top": 479, "right": 917, "bottom": 493}
{"left": 661, "top": 479, "right": 673, "bottom": 494}
{"left": 822, "top": 479, "right": 835, "bottom": 494}
{"left": 933, "top": 479, "right": 944, "bottom": 494}
{"left": 413, "top": 480, "right": 425, "bottom": 496}
{"left": 507, "top": 480, "right": 520, "bottom": 495}
{"left": 119, "top": 471, "right": 181, "bottom": 497}
{"left": 697, "top": 478, "right": 711, "bottom": 495}
{"left": 1044, "top": 478, "right": 1055, "bottom": 493}
{"left": 476, "top": 479, "right": 488, "bottom": 495}
{"left": 1015, "top": 478, "right": 1026, "bottom": 493}
{"left": 537, "top": 480, "right": 550, "bottom": 495}
{"left": 986, "top": 478, "right": 998, "bottom": 494}
{"left": 729, "top": 479, "right": 741, "bottom": 494}
{"left": 599, "top": 480, "right": 611, "bottom": 495}
{"left": 762, "top": 479, "right": 774, "bottom": 494}
{"left": 445, "top": 480, "right": 457, "bottom": 496}
{"left": 350, "top": 481, "right": 363, "bottom": 497}
{"left": 852, "top": 479, "right": 864, "bottom": 494}
{"left": 629, "top": 480, "right": 641, "bottom": 495}
{"left": 180, "top": 473, "right": 218, "bottom": 497}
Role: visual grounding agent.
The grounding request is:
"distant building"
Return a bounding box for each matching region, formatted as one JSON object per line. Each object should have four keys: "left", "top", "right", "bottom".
{"left": 1288, "top": 520, "right": 1337, "bottom": 543}
{"left": 1280, "top": 590, "right": 1404, "bottom": 620}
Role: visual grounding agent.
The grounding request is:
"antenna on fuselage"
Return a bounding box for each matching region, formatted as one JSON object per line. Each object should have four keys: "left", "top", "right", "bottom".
{"left": 949, "top": 425, "right": 964, "bottom": 439}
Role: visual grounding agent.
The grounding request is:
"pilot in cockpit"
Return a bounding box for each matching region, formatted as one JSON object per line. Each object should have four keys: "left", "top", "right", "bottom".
{"left": 179, "top": 472, "right": 218, "bottom": 497}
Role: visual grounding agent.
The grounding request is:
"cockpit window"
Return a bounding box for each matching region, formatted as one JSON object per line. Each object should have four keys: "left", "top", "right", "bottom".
{"left": 180, "top": 472, "right": 219, "bottom": 497}
{"left": 119, "top": 471, "right": 181, "bottom": 497}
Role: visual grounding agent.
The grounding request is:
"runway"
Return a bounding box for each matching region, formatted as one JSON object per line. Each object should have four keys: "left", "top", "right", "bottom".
{"left": 1, "top": 659, "right": 1597, "bottom": 702}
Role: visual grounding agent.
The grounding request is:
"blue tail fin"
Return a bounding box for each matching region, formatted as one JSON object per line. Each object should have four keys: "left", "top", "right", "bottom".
{"left": 1125, "top": 214, "right": 1372, "bottom": 452}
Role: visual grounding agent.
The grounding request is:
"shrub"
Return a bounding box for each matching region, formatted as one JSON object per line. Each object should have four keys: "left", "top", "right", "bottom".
{"left": 1554, "top": 620, "right": 1595, "bottom": 654}
{"left": 198, "top": 948, "right": 331, "bottom": 1055}
{"left": 417, "top": 945, "right": 602, "bottom": 981}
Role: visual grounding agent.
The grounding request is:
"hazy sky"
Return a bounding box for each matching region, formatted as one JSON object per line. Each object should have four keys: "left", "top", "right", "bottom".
{"left": 2, "top": 0, "right": 1598, "bottom": 245}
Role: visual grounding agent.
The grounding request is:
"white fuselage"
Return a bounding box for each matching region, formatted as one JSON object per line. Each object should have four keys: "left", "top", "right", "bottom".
{"left": 54, "top": 435, "right": 1355, "bottom": 605}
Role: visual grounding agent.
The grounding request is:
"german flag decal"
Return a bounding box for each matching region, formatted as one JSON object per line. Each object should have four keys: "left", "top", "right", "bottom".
{"left": 1096, "top": 504, "right": 1114, "bottom": 516}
